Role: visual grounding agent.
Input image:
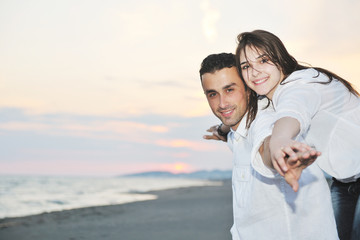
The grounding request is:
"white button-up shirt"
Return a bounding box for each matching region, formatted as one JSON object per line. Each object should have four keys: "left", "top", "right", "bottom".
{"left": 271, "top": 68, "right": 360, "bottom": 181}
{"left": 228, "top": 107, "right": 338, "bottom": 240}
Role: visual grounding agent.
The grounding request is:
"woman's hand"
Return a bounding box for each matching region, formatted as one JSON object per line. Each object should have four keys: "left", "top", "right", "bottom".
{"left": 284, "top": 146, "right": 321, "bottom": 192}
{"left": 269, "top": 117, "right": 303, "bottom": 175}
{"left": 270, "top": 139, "right": 321, "bottom": 192}
{"left": 203, "top": 124, "right": 229, "bottom": 142}
{"left": 269, "top": 136, "right": 314, "bottom": 174}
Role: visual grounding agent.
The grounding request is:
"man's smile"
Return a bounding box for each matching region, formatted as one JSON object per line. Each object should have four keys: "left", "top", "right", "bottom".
{"left": 219, "top": 108, "right": 234, "bottom": 118}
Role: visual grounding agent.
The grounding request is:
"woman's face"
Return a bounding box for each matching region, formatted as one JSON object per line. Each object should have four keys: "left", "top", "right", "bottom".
{"left": 239, "top": 46, "right": 284, "bottom": 99}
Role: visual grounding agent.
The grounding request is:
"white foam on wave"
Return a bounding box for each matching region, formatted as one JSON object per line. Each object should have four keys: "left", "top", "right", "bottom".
{"left": 0, "top": 175, "right": 221, "bottom": 218}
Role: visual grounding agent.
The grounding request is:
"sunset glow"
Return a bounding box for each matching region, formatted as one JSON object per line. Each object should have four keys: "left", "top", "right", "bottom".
{"left": 164, "top": 162, "right": 193, "bottom": 174}
{"left": 1, "top": 0, "right": 359, "bottom": 176}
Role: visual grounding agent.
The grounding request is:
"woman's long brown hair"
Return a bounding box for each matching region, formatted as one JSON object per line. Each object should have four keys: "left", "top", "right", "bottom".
{"left": 235, "top": 30, "right": 359, "bottom": 128}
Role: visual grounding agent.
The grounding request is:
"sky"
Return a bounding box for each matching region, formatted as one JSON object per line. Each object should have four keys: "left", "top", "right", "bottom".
{"left": 1, "top": 0, "right": 360, "bottom": 176}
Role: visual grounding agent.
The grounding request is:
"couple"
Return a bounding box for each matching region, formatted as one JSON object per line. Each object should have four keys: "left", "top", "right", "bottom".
{"left": 199, "top": 30, "right": 360, "bottom": 240}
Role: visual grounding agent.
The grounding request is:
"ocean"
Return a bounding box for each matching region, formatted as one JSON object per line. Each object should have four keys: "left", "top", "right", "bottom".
{"left": 0, "top": 175, "right": 220, "bottom": 219}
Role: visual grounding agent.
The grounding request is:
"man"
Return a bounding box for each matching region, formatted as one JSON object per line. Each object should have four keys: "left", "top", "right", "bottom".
{"left": 199, "top": 53, "right": 338, "bottom": 239}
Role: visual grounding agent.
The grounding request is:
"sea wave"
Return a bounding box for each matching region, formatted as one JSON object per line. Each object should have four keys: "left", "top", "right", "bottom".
{"left": 0, "top": 175, "right": 220, "bottom": 219}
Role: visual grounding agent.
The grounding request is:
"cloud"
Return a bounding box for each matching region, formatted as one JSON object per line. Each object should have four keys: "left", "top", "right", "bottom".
{"left": 134, "top": 79, "right": 192, "bottom": 89}
{"left": 0, "top": 122, "right": 51, "bottom": 131}
{"left": 155, "top": 139, "right": 218, "bottom": 151}
{"left": 0, "top": 118, "right": 170, "bottom": 145}
{"left": 200, "top": 0, "right": 220, "bottom": 42}
{"left": 0, "top": 107, "right": 220, "bottom": 150}
{"left": 0, "top": 159, "right": 164, "bottom": 176}
{"left": 0, "top": 106, "right": 232, "bottom": 175}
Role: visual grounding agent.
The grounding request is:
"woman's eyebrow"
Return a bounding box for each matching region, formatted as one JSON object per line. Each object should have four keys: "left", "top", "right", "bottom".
{"left": 241, "top": 54, "right": 267, "bottom": 65}
{"left": 256, "top": 54, "right": 267, "bottom": 59}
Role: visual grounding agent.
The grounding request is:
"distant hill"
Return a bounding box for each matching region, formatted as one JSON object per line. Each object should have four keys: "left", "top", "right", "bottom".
{"left": 122, "top": 170, "right": 232, "bottom": 180}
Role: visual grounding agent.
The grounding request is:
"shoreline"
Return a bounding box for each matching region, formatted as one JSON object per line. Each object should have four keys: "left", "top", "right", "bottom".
{"left": 0, "top": 175, "right": 225, "bottom": 220}
{"left": 0, "top": 180, "right": 233, "bottom": 240}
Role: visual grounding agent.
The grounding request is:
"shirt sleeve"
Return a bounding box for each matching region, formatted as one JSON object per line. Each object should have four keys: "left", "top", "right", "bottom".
{"left": 272, "top": 81, "right": 322, "bottom": 136}
{"left": 249, "top": 110, "right": 281, "bottom": 178}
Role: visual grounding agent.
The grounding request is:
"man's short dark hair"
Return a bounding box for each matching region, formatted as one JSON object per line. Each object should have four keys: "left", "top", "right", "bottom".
{"left": 199, "top": 53, "right": 236, "bottom": 79}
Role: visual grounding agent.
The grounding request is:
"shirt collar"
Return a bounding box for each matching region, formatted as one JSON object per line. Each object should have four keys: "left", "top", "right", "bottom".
{"left": 230, "top": 114, "right": 248, "bottom": 141}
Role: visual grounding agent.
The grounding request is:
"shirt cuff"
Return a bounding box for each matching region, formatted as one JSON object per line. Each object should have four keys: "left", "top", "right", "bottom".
{"left": 251, "top": 134, "right": 280, "bottom": 179}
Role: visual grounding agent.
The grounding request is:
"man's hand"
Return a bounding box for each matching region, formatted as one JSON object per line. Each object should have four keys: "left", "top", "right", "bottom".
{"left": 203, "top": 125, "right": 228, "bottom": 142}
{"left": 269, "top": 137, "right": 314, "bottom": 176}
{"left": 282, "top": 144, "right": 321, "bottom": 192}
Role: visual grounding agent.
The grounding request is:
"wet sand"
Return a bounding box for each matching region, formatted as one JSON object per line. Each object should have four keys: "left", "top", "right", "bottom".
{"left": 0, "top": 181, "right": 233, "bottom": 240}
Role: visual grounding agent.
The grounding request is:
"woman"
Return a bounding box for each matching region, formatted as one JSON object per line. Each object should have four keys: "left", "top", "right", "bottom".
{"left": 235, "top": 29, "right": 360, "bottom": 240}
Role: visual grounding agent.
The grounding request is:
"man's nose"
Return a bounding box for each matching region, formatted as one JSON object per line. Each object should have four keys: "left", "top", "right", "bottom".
{"left": 219, "top": 94, "right": 228, "bottom": 108}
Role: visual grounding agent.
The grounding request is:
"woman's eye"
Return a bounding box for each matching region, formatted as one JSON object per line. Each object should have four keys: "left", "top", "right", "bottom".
{"left": 261, "top": 58, "right": 269, "bottom": 64}
{"left": 241, "top": 65, "right": 249, "bottom": 70}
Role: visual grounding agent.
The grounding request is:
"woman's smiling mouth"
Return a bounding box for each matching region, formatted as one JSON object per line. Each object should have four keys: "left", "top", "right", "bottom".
{"left": 253, "top": 77, "right": 268, "bottom": 85}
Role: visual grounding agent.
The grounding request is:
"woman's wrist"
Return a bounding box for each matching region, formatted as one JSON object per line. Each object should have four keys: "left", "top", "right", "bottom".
{"left": 217, "top": 123, "right": 230, "bottom": 137}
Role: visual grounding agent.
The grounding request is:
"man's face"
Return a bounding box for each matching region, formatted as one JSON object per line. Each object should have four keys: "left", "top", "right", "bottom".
{"left": 201, "top": 66, "right": 248, "bottom": 131}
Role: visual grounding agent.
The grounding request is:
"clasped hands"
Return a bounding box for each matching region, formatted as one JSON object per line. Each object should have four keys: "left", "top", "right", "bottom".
{"left": 269, "top": 137, "right": 320, "bottom": 192}
{"left": 203, "top": 125, "right": 320, "bottom": 192}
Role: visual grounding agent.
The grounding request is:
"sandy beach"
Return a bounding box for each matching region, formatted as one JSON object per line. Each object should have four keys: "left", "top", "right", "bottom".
{"left": 0, "top": 180, "right": 233, "bottom": 240}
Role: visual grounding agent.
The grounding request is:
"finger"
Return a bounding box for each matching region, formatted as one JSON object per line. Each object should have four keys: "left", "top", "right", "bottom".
{"left": 206, "top": 125, "right": 218, "bottom": 133}
{"left": 281, "top": 146, "right": 298, "bottom": 159}
{"left": 310, "top": 149, "right": 321, "bottom": 157}
{"left": 290, "top": 142, "right": 307, "bottom": 152}
{"left": 276, "top": 155, "right": 289, "bottom": 172}
{"left": 287, "top": 158, "right": 302, "bottom": 167}
{"left": 290, "top": 149, "right": 317, "bottom": 167}
{"left": 299, "top": 151, "right": 311, "bottom": 159}
{"left": 299, "top": 142, "right": 312, "bottom": 151}
{"left": 290, "top": 179, "right": 299, "bottom": 192}
{"left": 299, "top": 157, "right": 316, "bottom": 168}
{"left": 285, "top": 172, "right": 300, "bottom": 192}
{"left": 272, "top": 160, "right": 285, "bottom": 176}
{"left": 297, "top": 150, "right": 319, "bottom": 166}
{"left": 287, "top": 152, "right": 300, "bottom": 163}
{"left": 287, "top": 150, "right": 310, "bottom": 165}
{"left": 203, "top": 134, "right": 220, "bottom": 140}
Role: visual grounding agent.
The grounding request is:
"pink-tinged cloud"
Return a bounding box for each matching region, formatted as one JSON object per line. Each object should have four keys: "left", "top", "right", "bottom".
{"left": 0, "top": 160, "right": 196, "bottom": 176}
{"left": 154, "top": 151, "right": 190, "bottom": 159}
{"left": 0, "top": 160, "right": 124, "bottom": 176}
{"left": 94, "top": 121, "right": 169, "bottom": 134}
{"left": 154, "top": 139, "right": 219, "bottom": 151}
{"left": 59, "top": 121, "right": 170, "bottom": 135}
{"left": 0, "top": 120, "right": 169, "bottom": 144}
{"left": 0, "top": 120, "right": 168, "bottom": 134}
{"left": 0, "top": 119, "right": 222, "bottom": 152}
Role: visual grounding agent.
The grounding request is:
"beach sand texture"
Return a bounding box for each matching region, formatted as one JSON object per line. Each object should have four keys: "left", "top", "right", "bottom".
{"left": 0, "top": 181, "right": 233, "bottom": 240}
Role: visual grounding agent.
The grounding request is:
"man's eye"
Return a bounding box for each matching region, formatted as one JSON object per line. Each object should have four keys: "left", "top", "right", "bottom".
{"left": 208, "top": 93, "right": 216, "bottom": 98}
{"left": 227, "top": 88, "right": 234, "bottom": 93}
